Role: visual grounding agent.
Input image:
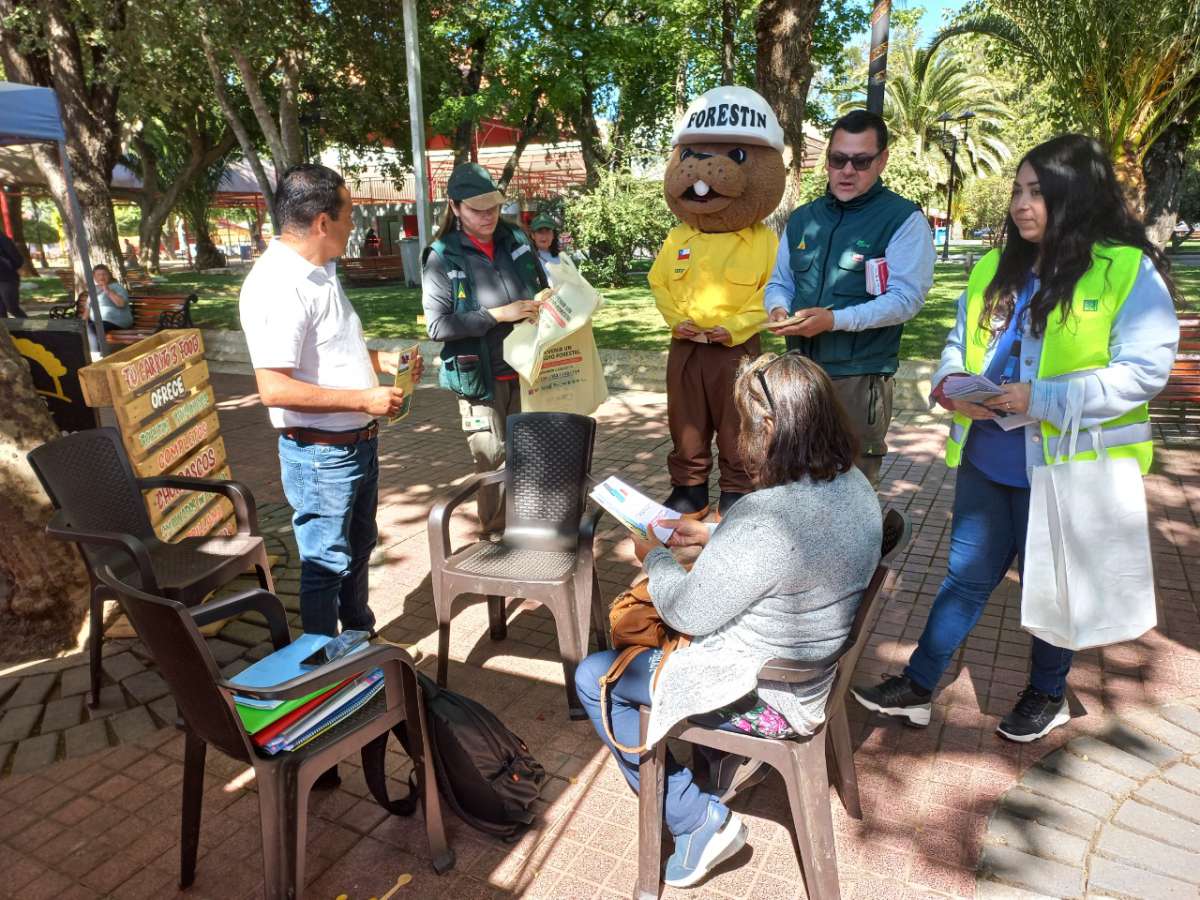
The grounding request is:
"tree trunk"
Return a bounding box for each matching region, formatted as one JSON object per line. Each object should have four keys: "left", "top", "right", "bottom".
{"left": 135, "top": 126, "right": 237, "bottom": 272}
{"left": 675, "top": 50, "right": 689, "bottom": 120}
{"left": 0, "top": 330, "right": 90, "bottom": 663}
{"left": 201, "top": 33, "right": 279, "bottom": 230}
{"left": 573, "top": 80, "right": 611, "bottom": 189}
{"left": 6, "top": 190, "right": 37, "bottom": 276}
{"left": 450, "top": 34, "right": 489, "bottom": 167}
{"left": 1142, "top": 120, "right": 1195, "bottom": 248}
{"left": 722, "top": 0, "right": 737, "bottom": 85}
{"left": 756, "top": 0, "right": 823, "bottom": 221}
{"left": 232, "top": 46, "right": 292, "bottom": 171}
{"left": 497, "top": 94, "right": 545, "bottom": 190}
{"left": 279, "top": 50, "right": 305, "bottom": 164}
{"left": 0, "top": 0, "right": 125, "bottom": 281}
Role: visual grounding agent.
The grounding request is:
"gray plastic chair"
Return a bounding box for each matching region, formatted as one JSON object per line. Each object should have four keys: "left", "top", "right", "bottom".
{"left": 91, "top": 564, "right": 454, "bottom": 898}
{"left": 28, "top": 427, "right": 273, "bottom": 706}
{"left": 428, "top": 412, "right": 609, "bottom": 718}
{"left": 635, "top": 509, "right": 911, "bottom": 900}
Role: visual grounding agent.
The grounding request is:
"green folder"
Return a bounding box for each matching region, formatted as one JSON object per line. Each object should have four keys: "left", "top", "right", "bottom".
{"left": 236, "top": 686, "right": 331, "bottom": 734}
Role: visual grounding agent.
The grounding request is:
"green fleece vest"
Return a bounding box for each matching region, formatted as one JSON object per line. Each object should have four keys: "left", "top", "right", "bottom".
{"left": 945, "top": 245, "right": 1153, "bottom": 473}
{"left": 783, "top": 179, "right": 919, "bottom": 376}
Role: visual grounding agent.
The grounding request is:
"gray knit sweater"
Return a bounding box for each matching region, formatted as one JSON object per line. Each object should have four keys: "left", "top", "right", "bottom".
{"left": 642, "top": 469, "right": 882, "bottom": 746}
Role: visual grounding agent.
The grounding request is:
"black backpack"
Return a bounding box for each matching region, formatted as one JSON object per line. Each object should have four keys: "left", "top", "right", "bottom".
{"left": 396, "top": 672, "right": 546, "bottom": 840}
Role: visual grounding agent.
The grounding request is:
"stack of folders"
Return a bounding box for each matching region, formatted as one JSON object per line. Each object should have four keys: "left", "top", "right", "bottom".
{"left": 229, "top": 634, "right": 385, "bottom": 756}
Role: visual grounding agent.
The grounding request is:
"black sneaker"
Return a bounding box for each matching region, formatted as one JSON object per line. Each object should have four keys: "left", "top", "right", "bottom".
{"left": 996, "top": 687, "right": 1069, "bottom": 743}
{"left": 851, "top": 674, "right": 932, "bottom": 726}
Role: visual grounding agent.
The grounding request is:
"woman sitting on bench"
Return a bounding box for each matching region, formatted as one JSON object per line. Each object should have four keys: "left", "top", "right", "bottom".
{"left": 86, "top": 263, "right": 133, "bottom": 332}
{"left": 575, "top": 352, "right": 883, "bottom": 889}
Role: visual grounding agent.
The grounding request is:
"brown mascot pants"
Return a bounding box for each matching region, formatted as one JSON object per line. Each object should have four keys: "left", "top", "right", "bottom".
{"left": 666, "top": 336, "right": 760, "bottom": 494}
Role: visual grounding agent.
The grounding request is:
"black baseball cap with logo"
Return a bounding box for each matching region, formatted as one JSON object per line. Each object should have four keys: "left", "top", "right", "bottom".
{"left": 447, "top": 163, "right": 504, "bottom": 210}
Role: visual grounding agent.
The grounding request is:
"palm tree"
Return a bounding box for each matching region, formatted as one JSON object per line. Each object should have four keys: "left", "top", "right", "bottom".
{"left": 840, "top": 43, "right": 1014, "bottom": 177}
{"left": 930, "top": 0, "right": 1200, "bottom": 243}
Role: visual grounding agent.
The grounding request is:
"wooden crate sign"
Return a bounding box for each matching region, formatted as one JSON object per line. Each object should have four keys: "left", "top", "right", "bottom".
{"left": 116, "top": 360, "right": 211, "bottom": 429}
{"left": 194, "top": 514, "right": 237, "bottom": 540}
{"left": 155, "top": 490, "right": 221, "bottom": 542}
{"left": 144, "top": 444, "right": 229, "bottom": 525}
{"left": 133, "top": 411, "right": 220, "bottom": 478}
{"left": 80, "top": 330, "right": 241, "bottom": 542}
{"left": 79, "top": 329, "right": 204, "bottom": 407}
{"left": 124, "top": 385, "right": 216, "bottom": 460}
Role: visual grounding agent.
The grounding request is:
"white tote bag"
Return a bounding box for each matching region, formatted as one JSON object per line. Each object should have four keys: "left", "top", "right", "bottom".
{"left": 1021, "top": 380, "right": 1156, "bottom": 650}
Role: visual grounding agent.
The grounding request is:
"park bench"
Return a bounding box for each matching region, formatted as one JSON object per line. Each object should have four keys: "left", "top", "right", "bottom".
{"left": 340, "top": 254, "right": 404, "bottom": 286}
{"left": 48, "top": 288, "right": 198, "bottom": 347}
{"left": 1150, "top": 315, "right": 1200, "bottom": 423}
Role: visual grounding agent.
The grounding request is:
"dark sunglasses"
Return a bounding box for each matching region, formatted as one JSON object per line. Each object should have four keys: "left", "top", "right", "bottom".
{"left": 754, "top": 350, "right": 805, "bottom": 412}
{"left": 826, "top": 151, "right": 882, "bottom": 172}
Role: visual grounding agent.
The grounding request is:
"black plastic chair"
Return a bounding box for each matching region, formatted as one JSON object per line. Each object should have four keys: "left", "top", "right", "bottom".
{"left": 28, "top": 427, "right": 273, "bottom": 706}
{"left": 635, "top": 509, "right": 911, "bottom": 900}
{"left": 92, "top": 564, "right": 454, "bottom": 899}
{"left": 428, "top": 412, "right": 609, "bottom": 718}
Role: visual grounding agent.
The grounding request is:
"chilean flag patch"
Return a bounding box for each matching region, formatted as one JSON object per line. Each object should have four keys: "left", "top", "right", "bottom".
{"left": 677, "top": 248, "right": 691, "bottom": 260}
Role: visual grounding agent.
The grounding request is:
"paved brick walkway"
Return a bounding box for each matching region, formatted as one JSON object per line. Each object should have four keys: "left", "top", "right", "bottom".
{"left": 0, "top": 372, "right": 1197, "bottom": 898}
{"left": 979, "top": 697, "right": 1200, "bottom": 898}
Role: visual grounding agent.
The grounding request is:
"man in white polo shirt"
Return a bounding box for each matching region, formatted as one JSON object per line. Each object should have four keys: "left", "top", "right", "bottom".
{"left": 240, "top": 164, "right": 422, "bottom": 637}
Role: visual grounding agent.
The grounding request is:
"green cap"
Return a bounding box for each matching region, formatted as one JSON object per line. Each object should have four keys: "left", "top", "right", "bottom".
{"left": 530, "top": 213, "right": 557, "bottom": 231}
{"left": 447, "top": 163, "right": 504, "bottom": 209}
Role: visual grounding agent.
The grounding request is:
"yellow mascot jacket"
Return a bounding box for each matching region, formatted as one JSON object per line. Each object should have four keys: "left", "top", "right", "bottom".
{"left": 648, "top": 223, "right": 777, "bottom": 347}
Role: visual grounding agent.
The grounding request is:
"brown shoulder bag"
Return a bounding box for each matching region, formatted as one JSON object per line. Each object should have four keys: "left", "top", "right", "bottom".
{"left": 599, "top": 576, "right": 691, "bottom": 754}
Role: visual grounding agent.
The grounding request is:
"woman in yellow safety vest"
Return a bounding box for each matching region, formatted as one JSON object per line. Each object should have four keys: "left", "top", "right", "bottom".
{"left": 851, "top": 134, "right": 1181, "bottom": 743}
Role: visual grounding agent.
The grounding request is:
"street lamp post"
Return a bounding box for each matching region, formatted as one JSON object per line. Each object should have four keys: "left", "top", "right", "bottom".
{"left": 937, "top": 110, "right": 975, "bottom": 261}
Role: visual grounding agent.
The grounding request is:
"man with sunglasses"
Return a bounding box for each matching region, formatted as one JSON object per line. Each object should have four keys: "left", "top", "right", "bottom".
{"left": 765, "top": 110, "right": 935, "bottom": 485}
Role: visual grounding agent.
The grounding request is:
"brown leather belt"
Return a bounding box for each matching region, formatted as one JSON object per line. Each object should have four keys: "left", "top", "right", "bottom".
{"left": 281, "top": 420, "right": 378, "bottom": 446}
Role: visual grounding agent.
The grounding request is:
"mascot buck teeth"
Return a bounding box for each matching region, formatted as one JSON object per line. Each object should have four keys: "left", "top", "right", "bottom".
{"left": 650, "top": 86, "right": 786, "bottom": 519}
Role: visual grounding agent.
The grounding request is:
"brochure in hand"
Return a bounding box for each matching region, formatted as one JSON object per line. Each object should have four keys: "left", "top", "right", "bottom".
{"left": 589, "top": 476, "right": 676, "bottom": 542}
{"left": 388, "top": 344, "right": 421, "bottom": 424}
{"left": 942, "top": 374, "right": 1037, "bottom": 431}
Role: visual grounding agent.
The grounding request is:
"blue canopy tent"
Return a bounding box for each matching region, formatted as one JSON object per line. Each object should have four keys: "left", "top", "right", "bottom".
{"left": 0, "top": 81, "right": 105, "bottom": 356}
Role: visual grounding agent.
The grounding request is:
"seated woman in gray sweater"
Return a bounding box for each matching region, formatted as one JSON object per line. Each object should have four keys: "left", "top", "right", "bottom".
{"left": 575, "top": 351, "right": 882, "bottom": 889}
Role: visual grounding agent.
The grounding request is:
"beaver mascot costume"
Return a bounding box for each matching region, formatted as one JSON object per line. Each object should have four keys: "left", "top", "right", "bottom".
{"left": 649, "top": 85, "right": 787, "bottom": 518}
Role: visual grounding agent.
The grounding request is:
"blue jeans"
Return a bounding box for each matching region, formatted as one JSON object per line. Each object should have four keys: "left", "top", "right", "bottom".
{"left": 575, "top": 649, "right": 724, "bottom": 836}
{"left": 904, "top": 458, "right": 1074, "bottom": 697}
{"left": 278, "top": 435, "right": 379, "bottom": 637}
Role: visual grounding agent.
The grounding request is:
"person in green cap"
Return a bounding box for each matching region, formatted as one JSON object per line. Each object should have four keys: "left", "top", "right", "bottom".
{"left": 422, "top": 162, "right": 547, "bottom": 537}
{"left": 529, "top": 212, "right": 562, "bottom": 273}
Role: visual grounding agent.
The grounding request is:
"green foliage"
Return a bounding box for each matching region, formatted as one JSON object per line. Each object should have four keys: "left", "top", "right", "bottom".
{"left": 797, "top": 163, "right": 831, "bottom": 205}
{"left": 562, "top": 170, "right": 676, "bottom": 286}
{"left": 932, "top": 2, "right": 1200, "bottom": 170}
{"left": 881, "top": 139, "right": 942, "bottom": 211}
{"left": 1179, "top": 148, "right": 1200, "bottom": 227}
{"left": 839, "top": 43, "right": 1013, "bottom": 176}
{"left": 22, "top": 218, "right": 59, "bottom": 244}
{"left": 21, "top": 200, "right": 61, "bottom": 245}
{"left": 114, "top": 205, "right": 142, "bottom": 236}
{"left": 957, "top": 173, "right": 1011, "bottom": 239}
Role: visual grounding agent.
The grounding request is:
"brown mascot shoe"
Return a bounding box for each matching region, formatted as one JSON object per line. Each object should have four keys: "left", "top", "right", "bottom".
{"left": 664, "top": 484, "right": 710, "bottom": 520}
